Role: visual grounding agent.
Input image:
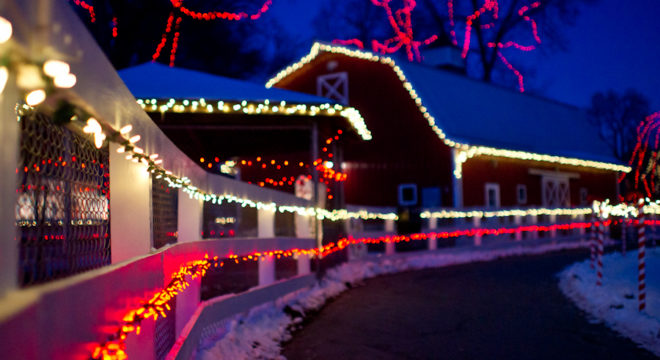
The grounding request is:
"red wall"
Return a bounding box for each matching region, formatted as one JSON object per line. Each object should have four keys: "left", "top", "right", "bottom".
{"left": 462, "top": 156, "right": 618, "bottom": 207}
{"left": 274, "top": 53, "right": 454, "bottom": 206}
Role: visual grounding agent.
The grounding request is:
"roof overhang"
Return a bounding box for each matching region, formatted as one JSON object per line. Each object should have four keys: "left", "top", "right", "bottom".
{"left": 266, "top": 42, "right": 631, "bottom": 174}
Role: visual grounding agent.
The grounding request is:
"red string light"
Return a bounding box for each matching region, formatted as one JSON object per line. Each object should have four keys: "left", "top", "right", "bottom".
{"left": 70, "top": 0, "right": 96, "bottom": 23}
{"left": 334, "top": 0, "right": 437, "bottom": 62}
{"left": 449, "top": 0, "right": 542, "bottom": 92}
{"left": 112, "top": 17, "right": 118, "bottom": 38}
{"left": 90, "top": 218, "right": 635, "bottom": 359}
{"left": 152, "top": 1, "right": 272, "bottom": 65}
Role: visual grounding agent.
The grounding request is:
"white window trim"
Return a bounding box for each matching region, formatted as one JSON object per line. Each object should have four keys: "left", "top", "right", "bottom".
{"left": 398, "top": 183, "right": 418, "bottom": 206}
{"left": 485, "top": 183, "right": 500, "bottom": 208}
{"left": 516, "top": 184, "right": 527, "bottom": 205}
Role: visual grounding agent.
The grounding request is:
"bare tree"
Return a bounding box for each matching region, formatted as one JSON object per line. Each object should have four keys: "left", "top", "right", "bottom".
{"left": 588, "top": 89, "right": 651, "bottom": 162}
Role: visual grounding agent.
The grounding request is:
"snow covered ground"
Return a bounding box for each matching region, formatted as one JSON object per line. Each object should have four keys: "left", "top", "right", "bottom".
{"left": 196, "top": 239, "right": 592, "bottom": 359}
{"left": 559, "top": 248, "right": 660, "bottom": 356}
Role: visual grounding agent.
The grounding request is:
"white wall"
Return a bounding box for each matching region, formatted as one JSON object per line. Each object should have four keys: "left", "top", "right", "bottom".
{"left": 109, "top": 142, "right": 152, "bottom": 264}
{"left": 177, "top": 189, "right": 203, "bottom": 243}
{"left": 0, "top": 79, "right": 18, "bottom": 295}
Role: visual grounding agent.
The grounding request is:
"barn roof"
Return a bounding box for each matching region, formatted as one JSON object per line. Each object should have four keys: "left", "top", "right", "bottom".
{"left": 118, "top": 62, "right": 372, "bottom": 140}
{"left": 119, "top": 62, "right": 334, "bottom": 103}
{"left": 266, "top": 43, "right": 629, "bottom": 173}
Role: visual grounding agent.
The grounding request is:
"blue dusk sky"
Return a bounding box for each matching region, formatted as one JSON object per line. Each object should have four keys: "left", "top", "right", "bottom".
{"left": 267, "top": 0, "right": 660, "bottom": 111}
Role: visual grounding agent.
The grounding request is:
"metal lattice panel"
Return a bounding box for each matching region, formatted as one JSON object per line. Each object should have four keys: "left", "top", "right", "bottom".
{"left": 154, "top": 297, "right": 176, "bottom": 360}
{"left": 16, "top": 112, "right": 110, "bottom": 286}
{"left": 152, "top": 177, "right": 178, "bottom": 249}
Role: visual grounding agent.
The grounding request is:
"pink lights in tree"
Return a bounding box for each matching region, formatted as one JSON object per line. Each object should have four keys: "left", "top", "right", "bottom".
{"left": 621, "top": 112, "right": 660, "bottom": 199}
{"left": 152, "top": 0, "right": 273, "bottom": 66}
{"left": 333, "top": 0, "right": 438, "bottom": 62}
{"left": 449, "top": 0, "right": 543, "bottom": 92}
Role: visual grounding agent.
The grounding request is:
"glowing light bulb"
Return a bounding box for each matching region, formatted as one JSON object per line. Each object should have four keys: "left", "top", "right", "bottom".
{"left": 54, "top": 73, "right": 76, "bottom": 88}
{"left": 129, "top": 135, "right": 141, "bottom": 143}
{"left": 43, "top": 60, "right": 70, "bottom": 78}
{"left": 120, "top": 125, "right": 132, "bottom": 134}
{"left": 25, "top": 89, "right": 46, "bottom": 106}
{"left": 0, "top": 16, "right": 12, "bottom": 43}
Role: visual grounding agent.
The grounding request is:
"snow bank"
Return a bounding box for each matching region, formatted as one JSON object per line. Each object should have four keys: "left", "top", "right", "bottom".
{"left": 558, "top": 249, "right": 660, "bottom": 356}
{"left": 197, "top": 240, "right": 590, "bottom": 359}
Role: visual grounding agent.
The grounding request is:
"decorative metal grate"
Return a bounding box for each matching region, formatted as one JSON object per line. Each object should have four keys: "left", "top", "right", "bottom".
{"left": 152, "top": 176, "right": 178, "bottom": 249}
{"left": 154, "top": 297, "right": 177, "bottom": 360}
{"left": 16, "top": 111, "right": 110, "bottom": 286}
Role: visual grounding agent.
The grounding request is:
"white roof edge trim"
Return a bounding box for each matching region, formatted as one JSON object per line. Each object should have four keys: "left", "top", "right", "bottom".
{"left": 266, "top": 42, "right": 630, "bottom": 173}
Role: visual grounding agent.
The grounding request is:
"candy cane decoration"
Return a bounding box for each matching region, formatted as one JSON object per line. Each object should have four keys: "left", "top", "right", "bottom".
{"left": 590, "top": 213, "right": 597, "bottom": 269}
{"left": 637, "top": 199, "right": 646, "bottom": 312}
{"left": 596, "top": 213, "right": 604, "bottom": 286}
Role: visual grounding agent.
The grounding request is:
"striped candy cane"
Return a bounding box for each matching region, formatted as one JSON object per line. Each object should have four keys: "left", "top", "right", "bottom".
{"left": 596, "top": 216, "right": 604, "bottom": 286}
{"left": 638, "top": 200, "right": 646, "bottom": 312}
{"left": 590, "top": 214, "right": 597, "bottom": 269}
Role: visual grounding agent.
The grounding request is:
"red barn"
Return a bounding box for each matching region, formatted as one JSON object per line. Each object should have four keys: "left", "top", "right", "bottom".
{"left": 267, "top": 43, "right": 630, "bottom": 209}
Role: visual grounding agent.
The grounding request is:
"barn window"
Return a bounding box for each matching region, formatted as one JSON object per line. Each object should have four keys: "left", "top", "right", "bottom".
{"left": 485, "top": 183, "right": 500, "bottom": 208}
{"left": 580, "top": 188, "right": 588, "bottom": 205}
{"left": 316, "top": 72, "right": 349, "bottom": 105}
{"left": 398, "top": 183, "right": 418, "bottom": 206}
{"left": 516, "top": 184, "right": 527, "bottom": 205}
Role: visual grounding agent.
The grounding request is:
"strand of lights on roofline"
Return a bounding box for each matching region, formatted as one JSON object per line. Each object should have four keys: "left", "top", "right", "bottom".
{"left": 265, "top": 43, "right": 631, "bottom": 174}
{"left": 90, "top": 219, "right": 622, "bottom": 359}
{"left": 136, "top": 98, "right": 372, "bottom": 141}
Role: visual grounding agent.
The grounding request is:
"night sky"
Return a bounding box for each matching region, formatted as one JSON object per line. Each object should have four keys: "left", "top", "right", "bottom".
{"left": 267, "top": 0, "right": 660, "bottom": 111}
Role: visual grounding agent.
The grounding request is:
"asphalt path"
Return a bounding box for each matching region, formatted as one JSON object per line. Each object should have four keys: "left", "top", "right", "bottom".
{"left": 282, "top": 249, "right": 657, "bottom": 360}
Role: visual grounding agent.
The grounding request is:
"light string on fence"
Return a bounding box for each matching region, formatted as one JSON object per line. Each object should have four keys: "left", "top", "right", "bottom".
{"left": 90, "top": 218, "right": 620, "bottom": 359}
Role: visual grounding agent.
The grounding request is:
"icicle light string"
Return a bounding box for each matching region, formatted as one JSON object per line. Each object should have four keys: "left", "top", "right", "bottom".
{"left": 266, "top": 43, "right": 630, "bottom": 174}
{"left": 90, "top": 218, "right": 633, "bottom": 359}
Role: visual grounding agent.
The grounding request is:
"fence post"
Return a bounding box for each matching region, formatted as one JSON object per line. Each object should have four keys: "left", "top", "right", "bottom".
{"left": 530, "top": 214, "right": 538, "bottom": 239}
{"left": 578, "top": 213, "right": 586, "bottom": 237}
{"left": 297, "top": 254, "right": 311, "bottom": 275}
{"left": 428, "top": 216, "right": 438, "bottom": 250}
{"left": 258, "top": 256, "right": 276, "bottom": 286}
{"left": 637, "top": 199, "right": 646, "bottom": 312}
{"left": 514, "top": 215, "right": 522, "bottom": 241}
{"left": 549, "top": 214, "right": 557, "bottom": 239}
{"left": 257, "top": 208, "right": 275, "bottom": 238}
{"left": 384, "top": 218, "right": 395, "bottom": 254}
{"left": 473, "top": 216, "right": 482, "bottom": 246}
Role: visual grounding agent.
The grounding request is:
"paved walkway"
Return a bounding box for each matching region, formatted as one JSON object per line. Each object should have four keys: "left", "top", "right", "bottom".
{"left": 283, "top": 249, "right": 657, "bottom": 359}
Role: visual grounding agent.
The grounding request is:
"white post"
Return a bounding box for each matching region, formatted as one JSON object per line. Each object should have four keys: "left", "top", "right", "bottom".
{"left": 473, "top": 216, "right": 482, "bottom": 246}
{"left": 579, "top": 214, "right": 586, "bottom": 236}
{"left": 257, "top": 208, "right": 275, "bottom": 238}
{"left": 385, "top": 241, "right": 396, "bottom": 255}
{"left": 550, "top": 214, "right": 557, "bottom": 238}
{"left": 514, "top": 215, "right": 522, "bottom": 241}
{"left": 297, "top": 254, "right": 311, "bottom": 275}
{"left": 109, "top": 143, "right": 152, "bottom": 264}
{"left": 385, "top": 218, "right": 395, "bottom": 232}
{"left": 258, "top": 256, "right": 275, "bottom": 286}
{"left": 0, "top": 77, "right": 18, "bottom": 295}
{"left": 530, "top": 215, "right": 538, "bottom": 239}
{"left": 295, "top": 213, "right": 312, "bottom": 238}
{"left": 428, "top": 216, "right": 438, "bottom": 250}
{"left": 177, "top": 188, "right": 203, "bottom": 243}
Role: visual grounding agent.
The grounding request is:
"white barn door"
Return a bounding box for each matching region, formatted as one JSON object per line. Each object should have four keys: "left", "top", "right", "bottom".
{"left": 542, "top": 176, "right": 570, "bottom": 207}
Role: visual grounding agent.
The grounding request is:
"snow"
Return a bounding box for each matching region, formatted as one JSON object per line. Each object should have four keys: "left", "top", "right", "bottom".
{"left": 118, "top": 62, "right": 334, "bottom": 103}
{"left": 196, "top": 240, "right": 592, "bottom": 359}
{"left": 559, "top": 248, "right": 660, "bottom": 355}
